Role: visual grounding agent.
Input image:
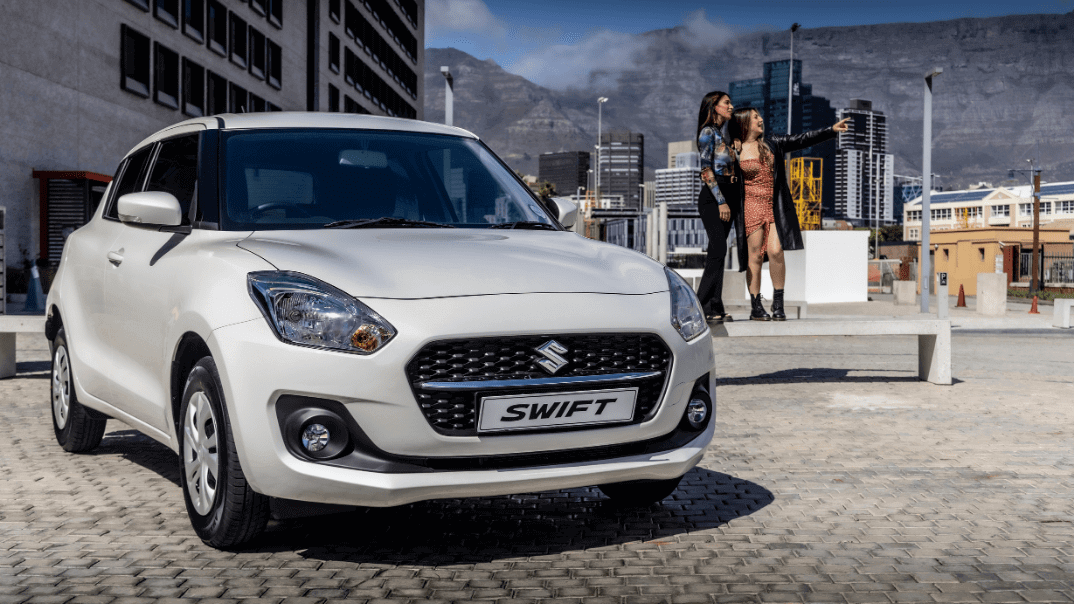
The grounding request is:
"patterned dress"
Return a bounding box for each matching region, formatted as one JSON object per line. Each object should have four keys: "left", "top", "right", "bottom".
{"left": 741, "top": 158, "right": 775, "bottom": 258}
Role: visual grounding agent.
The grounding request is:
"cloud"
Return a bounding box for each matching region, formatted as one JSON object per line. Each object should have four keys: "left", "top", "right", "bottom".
{"left": 505, "top": 9, "right": 737, "bottom": 90}
{"left": 425, "top": 0, "right": 509, "bottom": 41}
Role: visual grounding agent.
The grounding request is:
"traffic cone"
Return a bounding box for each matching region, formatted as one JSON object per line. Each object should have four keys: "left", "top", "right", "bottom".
{"left": 23, "top": 265, "right": 46, "bottom": 314}
{"left": 956, "top": 284, "right": 966, "bottom": 308}
{"left": 1029, "top": 295, "right": 1040, "bottom": 314}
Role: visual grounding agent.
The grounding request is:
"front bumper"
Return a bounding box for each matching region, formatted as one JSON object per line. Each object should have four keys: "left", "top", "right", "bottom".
{"left": 208, "top": 291, "right": 715, "bottom": 507}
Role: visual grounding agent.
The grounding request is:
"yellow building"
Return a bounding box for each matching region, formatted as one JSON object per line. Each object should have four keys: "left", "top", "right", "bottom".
{"left": 927, "top": 228, "right": 1071, "bottom": 296}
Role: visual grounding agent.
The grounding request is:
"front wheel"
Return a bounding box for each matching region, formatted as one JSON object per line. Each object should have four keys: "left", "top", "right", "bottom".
{"left": 598, "top": 476, "right": 683, "bottom": 506}
{"left": 51, "top": 328, "right": 107, "bottom": 452}
{"left": 179, "top": 356, "right": 268, "bottom": 548}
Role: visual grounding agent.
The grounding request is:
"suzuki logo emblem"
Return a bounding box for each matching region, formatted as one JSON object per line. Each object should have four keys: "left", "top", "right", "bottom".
{"left": 535, "top": 340, "right": 569, "bottom": 375}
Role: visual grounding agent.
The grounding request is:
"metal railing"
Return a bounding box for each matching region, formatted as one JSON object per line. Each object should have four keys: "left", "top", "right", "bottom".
{"left": 1020, "top": 251, "right": 1074, "bottom": 285}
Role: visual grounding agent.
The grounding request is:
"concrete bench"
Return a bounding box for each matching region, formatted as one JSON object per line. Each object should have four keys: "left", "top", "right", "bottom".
{"left": 722, "top": 299, "right": 808, "bottom": 319}
{"left": 0, "top": 316, "right": 47, "bottom": 378}
{"left": 1054, "top": 299, "right": 1074, "bottom": 329}
{"left": 711, "top": 317, "right": 951, "bottom": 385}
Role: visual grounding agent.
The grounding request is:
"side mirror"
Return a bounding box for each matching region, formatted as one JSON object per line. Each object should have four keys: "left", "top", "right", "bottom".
{"left": 117, "top": 191, "right": 183, "bottom": 227}
{"left": 548, "top": 197, "right": 578, "bottom": 229}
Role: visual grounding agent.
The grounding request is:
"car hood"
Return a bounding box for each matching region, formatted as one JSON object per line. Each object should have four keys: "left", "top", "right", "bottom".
{"left": 237, "top": 229, "right": 669, "bottom": 299}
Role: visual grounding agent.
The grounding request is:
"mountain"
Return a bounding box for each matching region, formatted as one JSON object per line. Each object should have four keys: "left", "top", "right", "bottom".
{"left": 424, "top": 12, "right": 1074, "bottom": 190}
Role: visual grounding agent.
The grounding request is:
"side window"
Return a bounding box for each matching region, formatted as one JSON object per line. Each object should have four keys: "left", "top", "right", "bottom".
{"left": 146, "top": 134, "right": 200, "bottom": 221}
{"left": 105, "top": 145, "right": 155, "bottom": 219}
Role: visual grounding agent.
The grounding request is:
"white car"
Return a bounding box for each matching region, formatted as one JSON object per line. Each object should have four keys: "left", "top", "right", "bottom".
{"left": 45, "top": 113, "right": 715, "bottom": 548}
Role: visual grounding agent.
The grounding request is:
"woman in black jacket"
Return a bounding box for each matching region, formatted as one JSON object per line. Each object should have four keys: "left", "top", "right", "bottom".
{"left": 728, "top": 108, "right": 850, "bottom": 320}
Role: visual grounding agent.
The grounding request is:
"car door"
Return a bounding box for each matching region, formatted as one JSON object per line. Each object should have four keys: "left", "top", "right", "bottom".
{"left": 63, "top": 146, "right": 156, "bottom": 402}
{"left": 105, "top": 130, "right": 203, "bottom": 431}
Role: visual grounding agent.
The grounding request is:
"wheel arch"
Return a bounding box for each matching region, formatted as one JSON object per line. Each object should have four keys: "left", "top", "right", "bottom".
{"left": 171, "top": 332, "right": 213, "bottom": 435}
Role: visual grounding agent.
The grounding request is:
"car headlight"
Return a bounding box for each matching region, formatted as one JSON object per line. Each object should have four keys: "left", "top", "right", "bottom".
{"left": 247, "top": 271, "right": 396, "bottom": 354}
{"left": 665, "top": 267, "right": 706, "bottom": 342}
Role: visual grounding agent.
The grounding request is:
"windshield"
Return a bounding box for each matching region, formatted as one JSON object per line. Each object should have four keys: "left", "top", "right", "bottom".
{"left": 218, "top": 129, "right": 557, "bottom": 231}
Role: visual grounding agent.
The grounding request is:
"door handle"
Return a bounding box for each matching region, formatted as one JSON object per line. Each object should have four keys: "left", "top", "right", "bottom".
{"left": 107, "top": 250, "right": 124, "bottom": 266}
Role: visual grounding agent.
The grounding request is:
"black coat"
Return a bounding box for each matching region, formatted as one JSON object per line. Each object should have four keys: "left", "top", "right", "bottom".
{"left": 732, "top": 127, "right": 838, "bottom": 271}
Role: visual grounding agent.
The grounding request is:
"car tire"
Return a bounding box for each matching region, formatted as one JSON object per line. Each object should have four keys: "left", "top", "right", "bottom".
{"left": 179, "top": 356, "right": 269, "bottom": 548}
{"left": 51, "top": 327, "right": 107, "bottom": 453}
{"left": 598, "top": 476, "right": 683, "bottom": 506}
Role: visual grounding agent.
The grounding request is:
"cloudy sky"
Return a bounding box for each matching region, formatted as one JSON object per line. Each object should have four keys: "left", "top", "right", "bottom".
{"left": 425, "top": 0, "right": 1074, "bottom": 89}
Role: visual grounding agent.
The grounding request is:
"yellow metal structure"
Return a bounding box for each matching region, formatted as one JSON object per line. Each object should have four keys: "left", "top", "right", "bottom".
{"left": 787, "top": 157, "right": 822, "bottom": 231}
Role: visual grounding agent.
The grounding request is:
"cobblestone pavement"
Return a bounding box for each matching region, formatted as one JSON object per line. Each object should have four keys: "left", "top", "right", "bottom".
{"left": 2, "top": 316, "right": 1073, "bottom": 603}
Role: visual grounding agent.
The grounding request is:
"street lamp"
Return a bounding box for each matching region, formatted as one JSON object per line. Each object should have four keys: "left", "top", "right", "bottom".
{"left": 440, "top": 66, "right": 454, "bottom": 126}
{"left": 596, "top": 97, "right": 608, "bottom": 206}
{"left": 920, "top": 67, "right": 942, "bottom": 314}
{"left": 1009, "top": 158, "right": 1043, "bottom": 292}
{"left": 787, "top": 23, "right": 799, "bottom": 136}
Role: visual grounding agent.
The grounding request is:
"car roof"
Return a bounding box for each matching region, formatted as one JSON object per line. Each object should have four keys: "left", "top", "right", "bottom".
{"left": 130, "top": 112, "right": 479, "bottom": 153}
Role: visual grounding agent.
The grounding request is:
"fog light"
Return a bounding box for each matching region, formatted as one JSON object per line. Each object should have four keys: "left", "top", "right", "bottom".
{"left": 301, "top": 423, "right": 330, "bottom": 452}
{"left": 686, "top": 398, "right": 709, "bottom": 430}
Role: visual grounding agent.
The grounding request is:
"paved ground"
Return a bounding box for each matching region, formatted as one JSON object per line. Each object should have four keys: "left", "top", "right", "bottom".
{"left": 1, "top": 302, "right": 1072, "bottom": 603}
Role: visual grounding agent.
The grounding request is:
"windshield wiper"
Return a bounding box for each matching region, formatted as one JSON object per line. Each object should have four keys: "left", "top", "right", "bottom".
{"left": 487, "top": 221, "right": 558, "bottom": 231}
{"left": 323, "top": 217, "right": 456, "bottom": 229}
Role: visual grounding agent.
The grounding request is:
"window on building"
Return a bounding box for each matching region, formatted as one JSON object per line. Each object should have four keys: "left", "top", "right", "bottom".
{"left": 249, "top": 93, "right": 266, "bottom": 112}
{"left": 1019, "top": 203, "right": 1032, "bottom": 216}
{"left": 105, "top": 145, "right": 155, "bottom": 220}
{"left": 126, "top": 0, "right": 150, "bottom": 10}
{"left": 147, "top": 134, "right": 200, "bottom": 219}
{"left": 229, "top": 12, "right": 248, "bottom": 68}
{"left": 991, "top": 204, "right": 1010, "bottom": 217}
{"left": 344, "top": 47, "right": 356, "bottom": 85}
{"left": 207, "top": 70, "right": 227, "bottom": 114}
{"left": 267, "top": 101, "right": 281, "bottom": 111}
{"left": 328, "top": 84, "right": 339, "bottom": 112}
{"left": 153, "top": 43, "right": 180, "bottom": 109}
{"left": 182, "top": 58, "right": 205, "bottom": 117}
{"left": 248, "top": 26, "right": 266, "bottom": 79}
{"left": 942, "top": 248, "right": 949, "bottom": 260}
{"left": 229, "top": 82, "right": 248, "bottom": 113}
{"left": 328, "top": 33, "right": 340, "bottom": 73}
{"left": 155, "top": 0, "right": 179, "bottom": 27}
{"left": 182, "top": 0, "right": 205, "bottom": 41}
{"left": 249, "top": 0, "right": 267, "bottom": 16}
{"left": 207, "top": 0, "right": 227, "bottom": 56}
{"left": 267, "top": 0, "right": 282, "bottom": 28}
{"left": 1060, "top": 201, "right": 1074, "bottom": 214}
{"left": 343, "top": 95, "right": 369, "bottom": 114}
{"left": 1041, "top": 201, "right": 1052, "bottom": 215}
{"left": 344, "top": 0, "right": 357, "bottom": 38}
{"left": 120, "top": 25, "right": 151, "bottom": 98}
{"left": 978, "top": 247, "right": 985, "bottom": 261}
{"left": 267, "top": 40, "right": 281, "bottom": 89}
{"left": 329, "top": 0, "right": 340, "bottom": 23}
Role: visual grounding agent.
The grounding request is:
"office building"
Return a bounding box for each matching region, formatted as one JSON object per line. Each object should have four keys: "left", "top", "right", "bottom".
{"left": 729, "top": 60, "right": 836, "bottom": 214}
{"left": 598, "top": 131, "right": 644, "bottom": 210}
{"left": 835, "top": 100, "right": 894, "bottom": 226}
{"left": 654, "top": 153, "right": 702, "bottom": 207}
{"left": 666, "top": 140, "right": 696, "bottom": 169}
{"left": 1, "top": 0, "right": 424, "bottom": 273}
{"left": 537, "top": 151, "right": 590, "bottom": 198}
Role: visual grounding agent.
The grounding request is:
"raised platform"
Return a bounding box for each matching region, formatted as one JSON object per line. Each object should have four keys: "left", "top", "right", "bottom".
{"left": 0, "top": 316, "right": 47, "bottom": 378}
{"left": 710, "top": 317, "right": 951, "bottom": 385}
{"left": 722, "top": 299, "right": 807, "bottom": 319}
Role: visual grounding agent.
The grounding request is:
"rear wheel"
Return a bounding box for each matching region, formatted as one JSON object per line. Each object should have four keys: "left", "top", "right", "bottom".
{"left": 179, "top": 356, "right": 268, "bottom": 548}
{"left": 598, "top": 476, "right": 682, "bottom": 506}
{"left": 51, "top": 328, "right": 107, "bottom": 452}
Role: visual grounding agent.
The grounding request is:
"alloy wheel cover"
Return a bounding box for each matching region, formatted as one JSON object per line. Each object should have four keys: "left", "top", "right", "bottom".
{"left": 52, "top": 346, "right": 70, "bottom": 430}
{"left": 183, "top": 391, "right": 220, "bottom": 515}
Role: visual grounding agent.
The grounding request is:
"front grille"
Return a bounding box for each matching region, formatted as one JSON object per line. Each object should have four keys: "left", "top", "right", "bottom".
{"left": 405, "top": 334, "right": 673, "bottom": 436}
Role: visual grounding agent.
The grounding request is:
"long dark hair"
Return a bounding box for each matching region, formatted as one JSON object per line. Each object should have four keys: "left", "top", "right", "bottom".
{"left": 729, "top": 108, "right": 773, "bottom": 168}
{"left": 696, "top": 90, "right": 729, "bottom": 141}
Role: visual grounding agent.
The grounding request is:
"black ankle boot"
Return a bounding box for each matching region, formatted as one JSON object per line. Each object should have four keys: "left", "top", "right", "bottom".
{"left": 750, "top": 293, "right": 771, "bottom": 321}
{"left": 771, "top": 289, "right": 786, "bottom": 321}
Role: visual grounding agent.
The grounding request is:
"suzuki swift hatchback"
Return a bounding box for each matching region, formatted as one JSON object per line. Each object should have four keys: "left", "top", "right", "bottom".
{"left": 46, "top": 113, "right": 714, "bottom": 548}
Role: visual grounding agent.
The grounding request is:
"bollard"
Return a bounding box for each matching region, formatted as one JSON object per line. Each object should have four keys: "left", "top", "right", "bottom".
{"left": 1029, "top": 295, "right": 1040, "bottom": 314}
{"left": 935, "top": 273, "right": 949, "bottom": 320}
{"left": 956, "top": 284, "right": 966, "bottom": 308}
{"left": 23, "top": 265, "right": 45, "bottom": 314}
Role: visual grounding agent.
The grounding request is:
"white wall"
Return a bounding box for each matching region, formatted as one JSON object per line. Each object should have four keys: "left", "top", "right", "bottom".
{"left": 802, "top": 230, "right": 869, "bottom": 303}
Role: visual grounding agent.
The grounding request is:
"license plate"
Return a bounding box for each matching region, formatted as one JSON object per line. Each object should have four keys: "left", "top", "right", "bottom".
{"left": 477, "top": 388, "right": 637, "bottom": 433}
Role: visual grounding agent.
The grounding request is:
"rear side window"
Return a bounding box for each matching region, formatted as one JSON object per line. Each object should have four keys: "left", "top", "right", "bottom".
{"left": 146, "top": 134, "right": 200, "bottom": 221}
{"left": 105, "top": 145, "right": 155, "bottom": 219}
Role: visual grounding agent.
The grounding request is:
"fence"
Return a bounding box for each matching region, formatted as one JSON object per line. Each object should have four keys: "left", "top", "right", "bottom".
{"left": 1020, "top": 251, "right": 1074, "bottom": 285}
{"left": 868, "top": 259, "right": 901, "bottom": 293}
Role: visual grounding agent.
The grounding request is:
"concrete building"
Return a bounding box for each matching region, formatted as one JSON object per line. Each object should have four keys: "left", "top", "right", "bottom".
{"left": 1, "top": 0, "right": 424, "bottom": 275}
{"left": 729, "top": 60, "right": 836, "bottom": 215}
{"left": 835, "top": 100, "right": 894, "bottom": 226}
{"left": 902, "top": 181, "right": 1074, "bottom": 241}
{"left": 929, "top": 228, "right": 1072, "bottom": 296}
{"left": 537, "top": 151, "right": 590, "bottom": 198}
{"left": 654, "top": 152, "right": 701, "bottom": 207}
{"left": 666, "top": 140, "right": 695, "bottom": 169}
{"left": 597, "top": 131, "right": 644, "bottom": 210}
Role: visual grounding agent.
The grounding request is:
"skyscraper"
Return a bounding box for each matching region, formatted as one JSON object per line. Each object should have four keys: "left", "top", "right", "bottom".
{"left": 538, "top": 151, "right": 590, "bottom": 197}
{"left": 598, "top": 131, "right": 644, "bottom": 210}
{"left": 835, "top": 100, "right": 895, "bottom": 226}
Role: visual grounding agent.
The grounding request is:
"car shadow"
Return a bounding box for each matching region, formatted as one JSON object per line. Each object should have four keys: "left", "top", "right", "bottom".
{"left": 89, "top": 428, "right": 183, "bottom": 487}
{"left": 245, "top": 467, "right": 774, "bottom": 562}
{"left": 716, "top": 367, "right": 963, "bottom": 385}
{"left": 15, "top": 360, "right": 50, "bottom": 379}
